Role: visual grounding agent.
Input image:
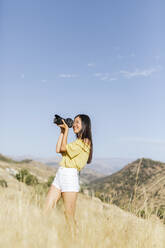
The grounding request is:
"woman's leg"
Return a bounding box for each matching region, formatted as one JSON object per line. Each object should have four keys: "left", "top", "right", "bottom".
{"left": 62, "top": 192, "right": 78, "bottom": 235}
{"left": 43, "top": 185, "right": 61, "bottom": 213}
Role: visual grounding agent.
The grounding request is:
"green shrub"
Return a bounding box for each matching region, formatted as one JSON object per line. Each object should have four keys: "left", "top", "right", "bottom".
{"left": 16, "top": 169, "right": 29, "bottom": 182}
{"left": 25, "top": 174, "right": 39, "bottom": 186}
{"left": 15, "top": 169, "right": 38, "bottom": 186}
{"left": 0, "top": 179, "right": 8, "bottom": 188}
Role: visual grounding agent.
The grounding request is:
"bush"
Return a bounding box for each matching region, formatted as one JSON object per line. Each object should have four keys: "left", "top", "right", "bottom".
{"left": 157, "top": 207, "right": 165, "bottom": 219}
{"left": 16, "top": 169, "right": 29, "bottom": 182}
{"left": 0, "top": 179, "right": 8, "bottom": 188}
{"left": 25, "top": 174, "right": 39, "bottom": 186}
{"left": 15, "top": 169, "right": 39, "bottom": 186}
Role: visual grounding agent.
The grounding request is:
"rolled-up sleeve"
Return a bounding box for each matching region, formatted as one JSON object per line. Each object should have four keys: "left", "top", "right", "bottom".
{"left": 66, "top": 142, "right": 82, "bottom": 159}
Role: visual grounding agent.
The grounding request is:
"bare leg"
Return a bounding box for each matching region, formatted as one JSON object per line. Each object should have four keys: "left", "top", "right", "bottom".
{"left": 62, "top": 192, "right": 79, "bottom": 237}
{"left": 43, "top": 184, "right": 61, "bottom": 214}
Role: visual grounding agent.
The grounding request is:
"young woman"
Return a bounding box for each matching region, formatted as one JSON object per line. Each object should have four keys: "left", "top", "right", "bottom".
{"left": 43, "top": 114, "right": 93, "bottom": 235}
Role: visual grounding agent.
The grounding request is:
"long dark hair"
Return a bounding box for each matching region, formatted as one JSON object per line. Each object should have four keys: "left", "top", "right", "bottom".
{"left": 74, "top": 114, "right": 93, "bottom": 164}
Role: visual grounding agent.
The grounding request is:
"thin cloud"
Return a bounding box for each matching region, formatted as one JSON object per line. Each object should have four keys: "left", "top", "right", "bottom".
{"left": 93, "top": 65, "right": 162, "bottom": 81}
{"left": 58, "top": 74, "right": 79, "bottom": 78}
{"left": 117, "top": 53, "right": 135, "bottom": 59}
{"left": 41, "top": 79, "right": 47, "bottom": 82}
{"left": 88, "top": 63, "right": 95, "bottom": 67}
{"left": 21, "top": 73, "right": 25, "bottom": 79}
{"left": 119, "top": 66, "right": 162, "bottom": 79}
{"left": 93, "top": 73, "right": 102, "bottom": 77}
{"left": 109, "top": 77, "right": 117, "bottom": 81}
{"left": 93, "top": 72, "right": 118, "bottom": 81}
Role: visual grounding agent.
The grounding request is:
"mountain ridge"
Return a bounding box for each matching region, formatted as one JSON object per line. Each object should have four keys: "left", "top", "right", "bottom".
{"left": 87, "top": 157, "right": 165, "bottom": 211}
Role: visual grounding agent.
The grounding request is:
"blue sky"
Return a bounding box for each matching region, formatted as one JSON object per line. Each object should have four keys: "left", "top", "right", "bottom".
{"left": 1, "top": 0, "right": 165, "bottom": 162}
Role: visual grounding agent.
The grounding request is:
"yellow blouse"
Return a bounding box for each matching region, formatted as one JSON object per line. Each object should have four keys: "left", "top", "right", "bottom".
{"left": 59, "top": 138, "right": 91, "bottom": 171}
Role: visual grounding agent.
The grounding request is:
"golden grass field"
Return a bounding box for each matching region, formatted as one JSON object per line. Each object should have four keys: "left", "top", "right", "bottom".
{"left": 0, "top": 181, "right": 165, "bottom": 248}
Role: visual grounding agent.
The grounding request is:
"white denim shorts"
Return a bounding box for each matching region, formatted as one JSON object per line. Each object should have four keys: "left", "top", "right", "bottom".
{"left": 52, "top": 166, "right": 80, "bottom": 192}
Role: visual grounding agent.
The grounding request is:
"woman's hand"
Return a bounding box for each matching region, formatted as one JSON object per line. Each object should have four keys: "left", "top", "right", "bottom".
{"left": 58, "top": 119, "right": 69, "bottom": 130}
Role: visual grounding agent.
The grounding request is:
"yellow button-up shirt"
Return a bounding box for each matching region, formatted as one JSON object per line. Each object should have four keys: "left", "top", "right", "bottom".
{"left": 59, "top": 138, "right": 91, "bottom": 171}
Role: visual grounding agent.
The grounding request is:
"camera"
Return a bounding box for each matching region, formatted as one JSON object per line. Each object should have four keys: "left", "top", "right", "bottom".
{"left": 53, "top": 114, "right": 73, "bottom": 128}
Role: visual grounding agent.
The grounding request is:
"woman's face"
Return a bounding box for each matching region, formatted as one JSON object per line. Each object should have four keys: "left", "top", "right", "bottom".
{"left": 73, "top": 116, "right": 82, "bottom": 134}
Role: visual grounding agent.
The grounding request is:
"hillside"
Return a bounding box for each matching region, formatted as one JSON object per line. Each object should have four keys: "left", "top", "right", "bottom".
{"left": 0, "top": 172, "right": 165, "bottom": 247}
{"left": 87, "top": 158, "right": 165, "bottom": 212}
{"left": 1, "top": 154, "right": 165, "bottom": 222}
{"left": 1, "top": 153, "right": 165, "bottom": 247}
{"left": 0, "top": 153, "right": 57, "bottom": 184}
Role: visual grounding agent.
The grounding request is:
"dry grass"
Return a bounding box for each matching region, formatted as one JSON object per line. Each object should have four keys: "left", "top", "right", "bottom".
{"left": 125, "top": 158, "right": 165, "bottom": 223}
{"left": 0, "top": 181, "right": 165, "bottom": 248}
{"left": 90, "top": 158, "right": 165, "bottom": 224}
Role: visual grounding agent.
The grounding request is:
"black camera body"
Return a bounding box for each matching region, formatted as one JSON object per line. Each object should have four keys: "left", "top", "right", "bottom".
{"left": 53, "top": 114, "right": 73, "bottom": 128}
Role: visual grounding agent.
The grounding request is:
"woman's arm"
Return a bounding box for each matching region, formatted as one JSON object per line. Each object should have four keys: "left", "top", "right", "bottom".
{"left": 60, "top": 127, "right": 69, "bottom": 152}
{"left": 56, "top": 119, "right": 69, "bottom": 153}
{"left": 56, "top": 128, "right": 65, "bottom": 153}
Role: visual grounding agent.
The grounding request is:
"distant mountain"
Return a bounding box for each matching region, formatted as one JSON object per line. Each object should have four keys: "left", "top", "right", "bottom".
{"left": 5, "top": 154, "right": 60, "bottom": 164}
{"left": 85, "top": 157, "right": 135, "bottom": 175}
{"left": 7, "top": 155, "right": 135, "bottom": 175}
{"left": 87, "top": 158, "right": 165, "bottom": 210}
